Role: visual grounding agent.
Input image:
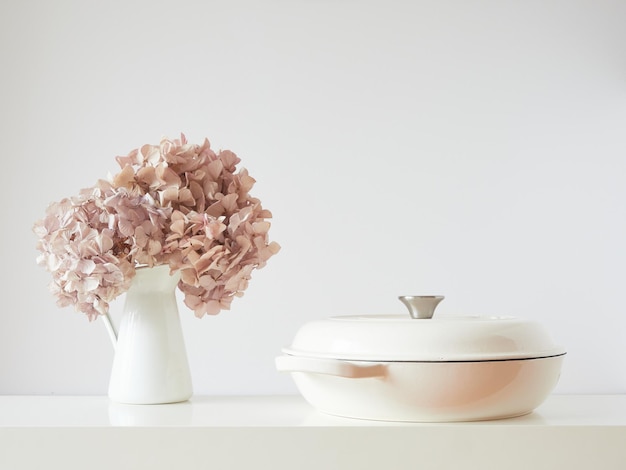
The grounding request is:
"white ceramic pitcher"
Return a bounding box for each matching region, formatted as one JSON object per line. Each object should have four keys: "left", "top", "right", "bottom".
{"left": 105, "top": 265, "right": 193, "bottom": 404}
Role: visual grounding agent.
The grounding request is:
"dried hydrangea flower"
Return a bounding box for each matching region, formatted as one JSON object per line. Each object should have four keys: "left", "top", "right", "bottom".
{"left": 33, "top": 134, "right": 279, "bottom": 320}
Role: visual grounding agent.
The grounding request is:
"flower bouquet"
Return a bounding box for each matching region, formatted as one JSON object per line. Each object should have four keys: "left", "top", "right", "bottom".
{"left": 33, "top": 134, "right": 280, "bottom": 321}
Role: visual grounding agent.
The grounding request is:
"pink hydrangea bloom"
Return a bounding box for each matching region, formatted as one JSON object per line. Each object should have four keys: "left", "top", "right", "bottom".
{"left": 34, "top": 135, "right": 280, "bottom": 320}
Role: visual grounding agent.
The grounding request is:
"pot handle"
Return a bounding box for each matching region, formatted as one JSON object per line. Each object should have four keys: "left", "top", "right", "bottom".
{"left": 275, "top": 355, "right": 387, "bottom": 378}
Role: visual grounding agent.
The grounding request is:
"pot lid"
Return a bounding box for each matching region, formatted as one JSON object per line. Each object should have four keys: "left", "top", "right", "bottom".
{"left": 283, "top": 296, "right": 566, "bottom": 362}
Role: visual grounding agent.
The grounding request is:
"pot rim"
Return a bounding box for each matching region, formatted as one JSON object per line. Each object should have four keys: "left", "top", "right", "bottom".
{"left": 281, "top": 348, "right": 567, "bottom": 363}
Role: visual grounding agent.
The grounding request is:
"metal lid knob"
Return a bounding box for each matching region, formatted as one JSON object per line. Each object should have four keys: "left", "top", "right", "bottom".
{"left": 398, "top": 295, "right": 445, "bottom": 319}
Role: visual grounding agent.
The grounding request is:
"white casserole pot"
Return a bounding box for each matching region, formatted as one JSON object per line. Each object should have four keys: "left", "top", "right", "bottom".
{"left": 276, "top": 296, "right": 565, "bottom": 422}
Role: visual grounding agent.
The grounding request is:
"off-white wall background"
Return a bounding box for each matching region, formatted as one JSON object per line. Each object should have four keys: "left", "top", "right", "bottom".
{"left": 0, "top": 0, "right": 624, "bottom": 396}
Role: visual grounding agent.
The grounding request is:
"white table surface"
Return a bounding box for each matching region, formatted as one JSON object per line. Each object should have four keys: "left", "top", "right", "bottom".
{"left": 1, "top": 394, "right": 625, "bottom": 470}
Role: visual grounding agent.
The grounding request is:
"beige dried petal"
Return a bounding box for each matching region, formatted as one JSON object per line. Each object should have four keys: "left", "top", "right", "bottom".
{"left": 137, "top": 166, "right": 157, "bottom": 188}
{"left": 97, "top": 231, "right": 114, "bottom": 253}
{"left": 181, "top": 237, "right": 204, "bottom": 249}
{"left": 207, "top": 159, "right": 223, "bottom": 180}
{"left": 236, "top": 170, "right": 256, "bottom": 193}
{"left": 268, "top": 241, "right": 281, "bottom": 255}
{"left": 140, "top": 144, "right": 161, "bottom": 164}
{"left": 226, "top": 236, "right": 251, "bottom": 271}
{"left": 77, "top": 259, "right": 96, "bottom": 275}
{"left": 160, "top": 186, "right": 179, "bottom": 206}
{"left": 82, "top": 276, "right": 101, "bottom": 292}
{"left": 220, "top": 193, "right": 238, "bottom": 214}
{"left": 205, "top": 200, "right": 224, "bottom": 217}
{"left": 118, "top": 218, "right": 135, "bottom": 237}
{"left": 156, "top": 165, "right": 182, "bottom": 187}
{"left": 147, "top": 239, "right": 162, "bottom": 256}
{"left": 251, "top": 221, "right": 270, "bottom": 235}
{"left": 195, "top": 250, "right": 219, "bottom": 275}
{"left": 170, "top": 219, "right": 185, "bottom": 237}
{"left": 134, "top": 225, "right": 148, "bottom": 248}
{"left": 115, "top": 149, "right": 140, "bottom": 168}
{"left": 188, "top": 181, "right": 205, "bottom": 209}
{"left": 203, "top": 180, "right": 219, "bottom": 198}
{"left": 198, "top": 274, "right": 217, "bottom": 290}
{"left": 171, "top": 210, "right": 186, "bottom": 222}
{"left": 178, "top": 188, "right": 195, "bottom": 206}
{"left": 113, "top": 165, "right": 136, "bottom": 189}
{"left": 184, "top": 293, "right": 203, "bottom": 312}
{"left": 203, "top": 300, "right": 223, "bottom": 316}
{"left": 219, "top": 150, "right": 240, "bottom": 170}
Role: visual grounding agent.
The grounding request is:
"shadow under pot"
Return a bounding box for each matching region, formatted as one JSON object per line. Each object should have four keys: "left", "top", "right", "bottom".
{"left": 276, "top": 296, "right": 566, "bottom": 422}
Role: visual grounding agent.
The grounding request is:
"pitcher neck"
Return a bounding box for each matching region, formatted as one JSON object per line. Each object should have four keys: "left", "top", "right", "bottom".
{"left": 130, "top": 265, "right": 181, "bottom": 292}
